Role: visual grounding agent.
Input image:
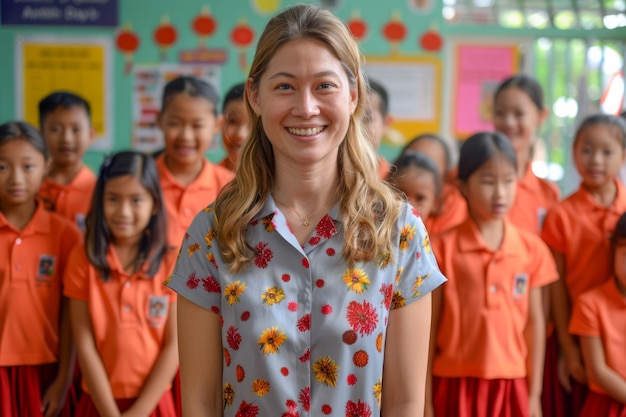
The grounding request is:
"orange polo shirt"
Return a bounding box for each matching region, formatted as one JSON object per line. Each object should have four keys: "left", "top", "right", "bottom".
{"left": 508, "top": 165, "right": 560, "bottom": 235}
{"left": 38, "top": 166, "right": 96, "bottom": 233}
{"left": 424, "top": 183, "right": 467, "bottom": 236}
{"left": 377, "top": 155, "right": 391, "bottom": 179}
{"left": 569, "top": 279, "right": 626, "bottom": 395}
{"left": 0, "top": 203, "right": 81, "bottom": 366}
{"left": 155, "top": 155, "right": 233, "bottom": 249}
{"left": 432, "top": 218, "right": 558, "bottom": 379}
{"left": 541, "top": 181, "right": 626, "bottom": 302}
{"left": 63, "top": 246, "right": 177, "bottom": 399}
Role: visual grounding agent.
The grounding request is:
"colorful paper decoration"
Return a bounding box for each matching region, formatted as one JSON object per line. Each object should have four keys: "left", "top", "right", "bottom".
{"left": 115, "top": 23, "right": 140, "bottom": 74}
{"left": 231, "top": 19, "right": 255, "bottom": 72}
{"left": 382, "top": 12, "right": 407, "bottom": 55}
{"left": 420, "top": 28, "right": 442, "bottom": 52}
{"left": 153, "top": 15, "right": 178, "bottom": 61}
{"left": 347, "top": 11, "right": 368, "bottom": 41}
{"left": 192, "top": 6, "right": 217, "bottom": 46}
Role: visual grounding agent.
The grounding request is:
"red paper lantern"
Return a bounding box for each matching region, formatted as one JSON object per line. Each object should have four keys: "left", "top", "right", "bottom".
{"left": 192, "top": 6, "right": 217, "bottom": 44}
{"left": 420, "top": 29, "right": 443, "bottom": 52}
{"left": 347, "top": 12, "right": 367, "bottom": 41}
{"left": 231, "top": 19, "right": 255, "bottom": 72}
{"left": 382, "top": 13, "right": 407, "bottom": 55}
{"left": 153, "top": 15, "right": 178, "bottom": 61}
{"left": 115, "top": 23, "right": 139, "bottom": 74}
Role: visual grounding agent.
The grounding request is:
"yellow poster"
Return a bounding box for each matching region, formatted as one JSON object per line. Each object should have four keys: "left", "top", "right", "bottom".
{"left": 17, "top": 37, "right": 112, "bottom": 149}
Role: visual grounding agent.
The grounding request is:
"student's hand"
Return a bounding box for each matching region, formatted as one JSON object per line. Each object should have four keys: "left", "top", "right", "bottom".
{"left": 121, "top": 406, "right": 150, "bottom": 417}
{"left": 41, "top": 378, "right": 68, "bottom": 417}
{"left": 529, "top": 395, "right": 543, "bottom": 417}
{"left": 424, "top": 400, "right": 435, "bottom": 417}
{"left": 558, "top": 345, "right": 586, "bottom": 391}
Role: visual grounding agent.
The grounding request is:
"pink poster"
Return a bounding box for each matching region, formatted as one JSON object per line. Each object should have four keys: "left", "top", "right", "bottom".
{"left": 453, "top": 45, "right": 519, "bottom": 139}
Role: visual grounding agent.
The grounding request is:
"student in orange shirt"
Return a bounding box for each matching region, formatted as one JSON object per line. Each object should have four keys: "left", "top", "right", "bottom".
{"left": 402, "top": 133, "right": 467, "bottom": 235}
{"left": 493, "top": 75, "right": 560, "bottom": 235}
{"left": 219, "top": 82, "right": 251, "bottom": 172}
{"left": 387, "top": 150, "right": 442, "bottom": 220}
{"left": 38, "top": 91, "right": 97, "bottom": 233}
{"left": 428, "top": 132, "right": 558, "bottom": 417}
{"left": 0, "top": 121, "right": 81, "bottom": 417}
{"left": 363, "top": 78, "right": 393, "bottom": 178}
{"left": 569, "top": 211, "right": 626, "bottom": 416}
{"left": 155, "top": 76, "right": 234, "bottom": 250}
{"left": 542, "top": 114, "right": 626, "bottom": 416}
{"left": 64, "top": 151, "right": 178, "bottom": 417}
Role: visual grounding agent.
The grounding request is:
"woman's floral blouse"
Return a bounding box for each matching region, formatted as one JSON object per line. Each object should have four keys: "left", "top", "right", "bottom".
{"left": 165, "top": 196, "right": 446, "bottom": 417}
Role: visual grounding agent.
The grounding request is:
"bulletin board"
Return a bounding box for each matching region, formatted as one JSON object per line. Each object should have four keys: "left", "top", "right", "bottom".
{"left": 364, "top": 55, "right": 442, "bottom": 143}
{"left": 14, "top": 36, "right": 113, "bottom": 149}
{"left": 452, "top": 43, "right": 521, "bottom": 139}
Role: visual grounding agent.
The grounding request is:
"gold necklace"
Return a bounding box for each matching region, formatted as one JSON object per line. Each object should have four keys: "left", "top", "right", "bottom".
{"left": 280, "top": 200, "right": 336, "bottom": 227}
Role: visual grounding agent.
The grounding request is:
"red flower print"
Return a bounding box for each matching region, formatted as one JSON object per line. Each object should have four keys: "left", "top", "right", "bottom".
{"left": 315, "top": 279, "right": 325, "bottom": 288}
{"left": 286, "top": 399, "right": 297, "bottom": 409}
{"left": 282, "top": 274, "right": 291, "bottom": 282}
{"left": 251, "top": 220, "right": 258, "bottom": 226}
{"left": 254, "top": 242, "right": 273, "bottom": 268}
{"left": 235, "top": 401, "right": 260, "bottom": 417}
{"left": 224, "top": 348, "right": 231, "bottom": 366}
{"left": 211, "top": 306, "right": 220, "bottom": 315}
{"left": 202, "top": 275, "right": 221, "bottom": 293}
{"left": 322, "top": 404, "right": 332, "bottom": 414}
{"left": 186, "top": 271, "right": 199, "bottom": 289}
{"left": 347, "top": 374, "right": 358, "bottom": 385}
{"left": 299, "top": 387, "right": 310, "bottom": 411}
{"left": 353, "top": 350, "right": 369, "bottom": 367}
{"left": 345, "top": 400, "right": 372, "bottom": 417}
{"left": 281, "top": 399, "right": 299, "bottom": 417}
{"left": 299, "top": 349, "right": 310, "bottom": 362}
{"left": 411, "top": 207, "right": 420, "bottom": 218}
{"left": 321, "top": 305, "right": 333, "bottom": 315}
{"left": 288, "top": 301, "right": 299, "bottom": 312}
{"left": 302, "top": 258, "right": 310, "bottom": 268}
{"left": 346, "top": 300, "right": 379, "bottom": 336}
{"left": 241, "top": 311, "right": 251, "bottom": 321}
{"left": 342, "top": 330, "right": 357, "bottom": 345}
{"left": 185, "top": 232, "right": 190, "bottom": 241}
{"left": 236, "top": 365, "right": 245, "bottom": 382}
{"left": 316, "top": 215, "right": 336, "bottom": 238}
{"left": 326, "top": 248, "right": 336, "bottom": 256}
{"left": 297, "top": 314, "right": 311, "bottom": 332}
{"left": 380, "top": 283, "right": 393, "bottom": 310}
{"left": 281, "top": 367, "right": 289, "bottom": 376}
{"left": 308, "top": 236, "right": 321, "bottom": 246}
{"left": 227, "top": 326, "right": 242, "bottom": 350}
{"left": 415, "top": 251, "right": 421, "bottom": 260}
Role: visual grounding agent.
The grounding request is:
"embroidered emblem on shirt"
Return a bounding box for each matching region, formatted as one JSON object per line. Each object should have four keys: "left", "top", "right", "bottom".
{"left": 513, "top": 273, "right": 529, "bottom": 299}
{"left": 37, "top": 254, "right": 56, "bottom": 283}
{"left": 147, "top": 295, "right": 169, "bottom": 328}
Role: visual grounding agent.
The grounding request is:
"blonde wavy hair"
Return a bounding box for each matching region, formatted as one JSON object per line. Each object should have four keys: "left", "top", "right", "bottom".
{"left": 214, "top": 4, "right": 403, "bottom": 273}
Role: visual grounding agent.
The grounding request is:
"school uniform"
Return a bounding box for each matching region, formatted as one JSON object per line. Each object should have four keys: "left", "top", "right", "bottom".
{"left": 508, "top": 165, "right": 560, "bottom": 235}
{"left": 569, "top": 279, "right": 626, "bottom": 417}
{"left": 431, "top": 218, "right": 558, "bottom": 417}
{"left": 38, "top": 166, "right": 97, "bottom": 233}
{"left": 424, "top": 183, "right": 467, "bottom": 235}
{"left": 377, "top": 155, "right": 391, "bottom": 179}
{"left": 63, "top": 245, "right": 177, "bottom": 416}
{"left": 155, "top": 154, "right": 233, "bottom": 249}
{"left": 0, "top": 203, "right": 81, "bottom": 416}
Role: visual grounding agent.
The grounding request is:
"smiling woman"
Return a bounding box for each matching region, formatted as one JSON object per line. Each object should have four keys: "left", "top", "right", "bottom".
{"left": 166, "top": 4, "right": 446, "bottom": 417}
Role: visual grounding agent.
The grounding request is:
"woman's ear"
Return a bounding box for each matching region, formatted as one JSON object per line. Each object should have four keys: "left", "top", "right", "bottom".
{"left": 246, "top": 78, "right": 260, "bottom": 117}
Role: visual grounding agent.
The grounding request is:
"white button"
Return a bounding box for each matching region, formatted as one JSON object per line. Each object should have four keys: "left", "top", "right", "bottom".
{"left": 125, "top": 306, "right": 131, "bottom": 312}
{"left": 183, "top": 208, "right": 191, "bottom": 216}
{"left": 15, "top": 238, "right": 22, "bottom": 245}
{"left": 489, "top": 285, "right": 497, "bottom": 293}
{"left": 16, "top": 264, "right": 22, "bottom": 270}
{"left": 125, "top": 281, "right": 131, "bottom": 288}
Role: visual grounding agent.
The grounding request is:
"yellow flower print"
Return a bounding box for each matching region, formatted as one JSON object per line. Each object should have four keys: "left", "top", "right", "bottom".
{"left": 399, "top": 224, "right": 416, "bottom": 251}
{"left": 422, "top": 234, "right": 431, "bottom": 253}
{"left": 395, "top": 267, "right": 403, "bottom": 284}
{"left": 375, "top": 251, "right": 391, "bottom": 269}
{"left": 343, "top": 268, "right": 370, "bottom": 294}
{"left": 391, "top": 291, "right": 406, "bottom": 309}
{"left": 313, "top": 356, "right": 340, "bottom": 387}
{"left": 412, "top": 272, "right": 432, "bottom": 298}
{"left": 261, "top": 286, "right": 286, "bottom": 306}
{"left": 223, "top": 383, "right": 235, "bottom": 408}
{"left": 373, "top": 379, "right": 382, "bottom": 404}
{"left": 257, "top": 326, "right": 287, "bottom": 355}
{"left": 376, "top": 333, "right": 383, "bottom": 352}
{"left": 163, "top": 275, "right": 173, "bottom": 285}
{"left": 205, "top": 228, "right": 216, "bottom": 248}
{"left": 187, "top": 242, "right": 201, "bottom": 257}
{"left": 203, "top": 206, "right": 213, "bottom": 212}
{"left": 252, "top": 379, "right": 271, "bottom": 397}
{"left": 262, "top": 216, "right": 276, "bottom": 233}
{"left": 224, "top": 281, "right": 246, "bottom": 305}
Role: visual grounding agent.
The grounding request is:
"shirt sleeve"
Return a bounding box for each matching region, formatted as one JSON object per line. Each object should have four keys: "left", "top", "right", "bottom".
{"left": 392, "top": 204, "right": 447, "bottom": 310}
{"left": 165, "top": 208, "right": 222, "bottom": 313}
{"left": 541, "top": 205, "right": 567, "bottom": 253}
{"left": 569, "top": 290, "right": 600, "bottom": 338}
{"left": 528, "top": 235, "right": 559, "bottom": 289}
{"left": 63, "top": 245, "right": 90, "bottom": 301}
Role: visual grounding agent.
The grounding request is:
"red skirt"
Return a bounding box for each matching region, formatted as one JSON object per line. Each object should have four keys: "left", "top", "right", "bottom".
{"left": 433, "top": 376, "right": 529, "bottom": 417}
{"left": 581, "top": 392, "right": 626, "bottom": 417}
{"left": 172, "top": 369, "right": 181, "bottom": 417}
{"left": 76, "top": 391, "right": 176, "bottom": 417}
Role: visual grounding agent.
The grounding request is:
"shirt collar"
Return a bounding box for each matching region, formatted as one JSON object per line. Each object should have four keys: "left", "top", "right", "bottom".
{"left": 457, "top": 217, "right": 521, "bottom": 258}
